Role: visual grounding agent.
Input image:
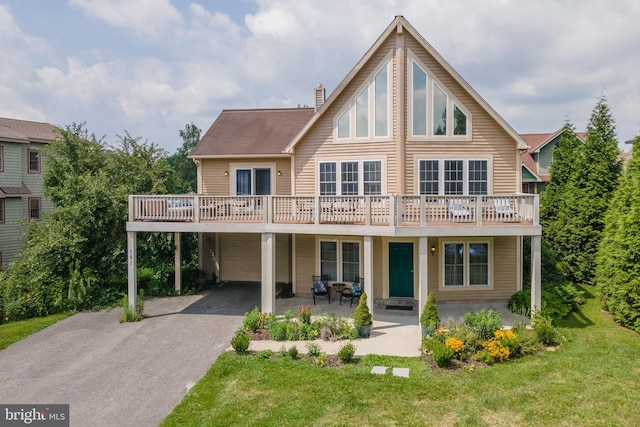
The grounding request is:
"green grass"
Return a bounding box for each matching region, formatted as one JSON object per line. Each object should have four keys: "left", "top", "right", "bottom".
{"left": 162, "top": 286, "right": 640, "bottom": 426}
{"left": 0, "top": 312, "right": 72, "bottom": 351}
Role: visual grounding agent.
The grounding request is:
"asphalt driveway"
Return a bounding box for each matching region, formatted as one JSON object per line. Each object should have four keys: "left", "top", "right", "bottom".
{"left": 0, "top": 282, "right": 260, "bottom": 427}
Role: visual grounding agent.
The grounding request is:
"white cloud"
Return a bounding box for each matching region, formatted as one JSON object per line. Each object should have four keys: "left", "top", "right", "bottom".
{"left": 68, "top": 0, "right": 183, "bottom": 40}
{"left": 1, "top": 0, "right": 640, "bottom": 151}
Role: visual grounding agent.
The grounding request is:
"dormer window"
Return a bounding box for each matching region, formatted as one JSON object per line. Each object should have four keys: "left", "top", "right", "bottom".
{"left": 336, "top": 61, "right": 389, "bottom": 141}
{"left": 410, "top": 58, "right": 469, "bottom": 138}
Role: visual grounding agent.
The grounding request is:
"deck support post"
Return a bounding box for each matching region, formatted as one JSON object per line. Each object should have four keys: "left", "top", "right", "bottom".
{"left": 418, "top": 236, "right": 429, "bottom": 322}
{"left": 531, "top": 234, "right": 542, "bottom": 314}
{"left": 261, "top": 232, "right": 276, "bottom": 313}
{"left": 363, "top": 235, "right": 374, "bottom": 316}
{"left": 174, "top": 232, "right": 182, "bottom": 295}
{"left": 127, "top": 230, "right": 137, "bottom": 312}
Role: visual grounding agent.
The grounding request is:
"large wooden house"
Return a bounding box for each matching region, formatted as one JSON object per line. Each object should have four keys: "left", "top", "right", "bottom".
{"left": 126, "top": 16, "right": 542, "bottom": 318}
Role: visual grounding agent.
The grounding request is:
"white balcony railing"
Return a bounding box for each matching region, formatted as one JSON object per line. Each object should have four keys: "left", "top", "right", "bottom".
{"left": 129, "top": 194, "right": 539, "bottom": 227}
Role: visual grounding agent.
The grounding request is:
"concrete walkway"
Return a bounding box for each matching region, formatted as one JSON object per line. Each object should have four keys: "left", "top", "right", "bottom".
{"left": 0, "top": 283, "right": 260, "bottom": 427}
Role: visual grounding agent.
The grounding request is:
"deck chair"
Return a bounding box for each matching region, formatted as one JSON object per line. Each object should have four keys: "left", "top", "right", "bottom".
{"left": 448, "top": 199, "right": 471, "bottom": 219}
{"left": 493, "top": 198, "right": 517, "bottom": 217}
{"left": 340, "top": 277, "right": 363, "bottom": 307}
{"left": 311, "top": 275, "right": 331, "bottom": 304}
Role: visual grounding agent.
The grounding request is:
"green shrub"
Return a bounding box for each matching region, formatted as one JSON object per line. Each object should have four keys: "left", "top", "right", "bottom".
{"left": 431, "top": 340, "right": 455, "bottom": 368}
{"left": 532, "top": 315, "right": 561, "bottom": 346}
{"left": 463, "top": 309, "right": 502, "bottom": 340}
{"left": 511, "top": 323, "right": 542, "bottom": 355}
{"left": 298, "top": 322, "right": 315, "bottom": 340}
{"left": 305, "top": 342, "right": 322, "bottom": 357}
{"left": 269, "top": 319, "right": 287, "bottom": 341}
{"left": 243, "top": 307, "right": 261, "bottom": 332}
{"left": 353, "top": 293, "right": 372, "bottom": 327}
{"left": 287, "top": 346, "right": 299, "bottom": 359}
{"left": 231, "top": 328, "right": 250, "bottom": 354}
{"left": 420, "top": 292, "right": 440, "bottom": 334}
{"left": 509, "top": 282, "right": 584, "bottom": 321}
{"left": 444, "top": 322, "right": 482, "bottom": 360}
{"left": 320, "top": 314, "right": 355, "bottom": 341}
{"left": 285, "top": 322, "right": 298, "bottom": 341}
{"left": 338, "top": 342, "right": 357, "bottom": 363}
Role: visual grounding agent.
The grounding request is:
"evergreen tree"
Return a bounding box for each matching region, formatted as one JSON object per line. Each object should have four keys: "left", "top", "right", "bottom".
{"left": 596, "top": 137, "right": 640, "bottom": 332}
{"left": 554, "top": 96, "right": 621, "bottom": 284}
{"left": 540, "top": 121, "right": 582, "bottom": 251}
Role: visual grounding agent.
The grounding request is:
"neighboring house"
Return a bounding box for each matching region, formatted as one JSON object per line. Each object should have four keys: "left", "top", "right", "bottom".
{"left": 520, "top": 130, "right": 586, "bottom": 194}
{"left": 126, "top": 16, "right": 542, "bottom": 319}
{"left": 0, "top": 117, "right": 58, "bottom": 268}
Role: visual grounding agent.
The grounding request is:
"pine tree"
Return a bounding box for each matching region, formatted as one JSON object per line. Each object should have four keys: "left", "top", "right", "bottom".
{"left": 554, "top": 96, "right": 621, "bottom": 284}
{"left": 596, "top": 137, "right": 640, "bottom": 332}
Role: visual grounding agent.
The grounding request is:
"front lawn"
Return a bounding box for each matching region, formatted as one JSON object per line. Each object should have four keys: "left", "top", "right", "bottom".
{"left": 0, "top": 312, "right": 71, "bottom": 351}
{"left": 162, "top": 286, "right": 640, "bottom": 426}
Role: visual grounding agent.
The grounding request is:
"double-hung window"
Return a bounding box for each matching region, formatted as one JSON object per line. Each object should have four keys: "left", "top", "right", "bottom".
{"left": 28, "top": 197, "right": 41, "bottom": 220}
{"left": 419, "top": 159, "right": 488, "bottom": 195}
{"left": 319, "top": 160, "right": 382, "bottom": 195}
{"left": 28, "top": 149, "right": 41, "bottom": 174}
{"left": 319, "top": 239, "right": 361, "bottom": 282}
{"left": 443, "top": 240, "right": 490, "bottom": 287}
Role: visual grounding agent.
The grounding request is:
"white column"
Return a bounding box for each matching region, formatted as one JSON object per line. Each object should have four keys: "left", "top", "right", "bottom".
{"left": 363, "top": 236, "right": 374, "bottom": 316}
{"left": 174, "top": 232, "right": 182, "bottom": 295}
{"left": 418, "top": 237, "right": 429, "bottom": 322}
{"left": 261, "top": 232, "right": 276, "bottom": 313}
{"left": 531, "top": 235, "right": 542, "bottom": 314}
{"left": 127, "top": 231, "right": 137, "bottom": 311}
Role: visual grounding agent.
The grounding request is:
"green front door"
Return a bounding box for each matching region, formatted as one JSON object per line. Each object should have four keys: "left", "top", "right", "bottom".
{"left": 389, "top": 242, "right": 414, "bottom": 297}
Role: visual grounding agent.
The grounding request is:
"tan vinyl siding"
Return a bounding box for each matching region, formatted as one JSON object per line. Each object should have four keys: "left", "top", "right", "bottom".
{"left": 294, "top": 234, "right": 315, "bottom": 294}
{"left": 294, "top": 36, "right": 398, "bottom": 195}
{"left": 216, "top": 233, "right": 290, "bottom": 282}
{"left": 200, "top": 157, "right": 291, "bottom": 195}
{"left": 403, "top": 33, "right": 518, "bottom": 195}
{"left": 428, "top": 236, "right": 517, "bottom": 302}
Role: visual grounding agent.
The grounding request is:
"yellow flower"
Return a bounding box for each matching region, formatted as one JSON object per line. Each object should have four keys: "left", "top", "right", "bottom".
{"left": 445, "top": 337, "right": 464, "bottom": 353}
{"left": 494, "top": 330, "right": 505, "bottom": 340}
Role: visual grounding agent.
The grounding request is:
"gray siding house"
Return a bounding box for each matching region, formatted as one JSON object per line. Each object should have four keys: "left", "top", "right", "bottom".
{"left": 0, "top": 118, "right": 58, "bottom": 268}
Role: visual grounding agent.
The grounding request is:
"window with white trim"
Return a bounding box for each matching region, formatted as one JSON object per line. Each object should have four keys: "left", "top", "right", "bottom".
{"left": 419, "top": 159, "right": 488, "bottom": 195}
{"left": 443, "top": 240, "right": 490, "bottom": 287}
{"left": 336, "top": 62, "right": 389, "bottom": 140}
{"left": 319, "top": 160, "right": 383, "bottom": 195}
{"left": 410, "top": 59, "right": 469, "bottom": 138}
{"left": 319, "top": 239, "right": 361, "bottom": 282}
{"left": 234, "top": 168, "right": 271, "bottom": 195}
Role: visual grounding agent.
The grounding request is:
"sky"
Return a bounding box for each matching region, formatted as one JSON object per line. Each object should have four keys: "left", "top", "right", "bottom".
{"left": 1, "top": 0, "right": 639, "bottom": 153}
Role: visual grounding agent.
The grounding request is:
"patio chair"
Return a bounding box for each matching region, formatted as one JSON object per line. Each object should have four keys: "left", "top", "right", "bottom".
{"left": 448, "top": 199, "right": 471, "bottom": 219}
{"left": 493, "top": 198, "right": 517, "bottom": 217}
{"left": 311, "top": 275, "right": 331, "bottom": 305}
{"left": 340, "top": 276, "right": 363, "bottom": 307}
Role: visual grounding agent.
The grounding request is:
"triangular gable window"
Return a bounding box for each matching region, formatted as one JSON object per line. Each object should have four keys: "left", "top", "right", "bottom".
{"left": 410, "top": 57, "right": 470, "bottom": 138}
{"left": 336, "top": 61, "right": 390, "bottom": 141}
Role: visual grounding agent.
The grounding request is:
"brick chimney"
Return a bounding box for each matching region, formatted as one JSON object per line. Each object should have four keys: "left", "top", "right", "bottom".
{"left": 314, "top": 83, "right": 326, "bottom": 112}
